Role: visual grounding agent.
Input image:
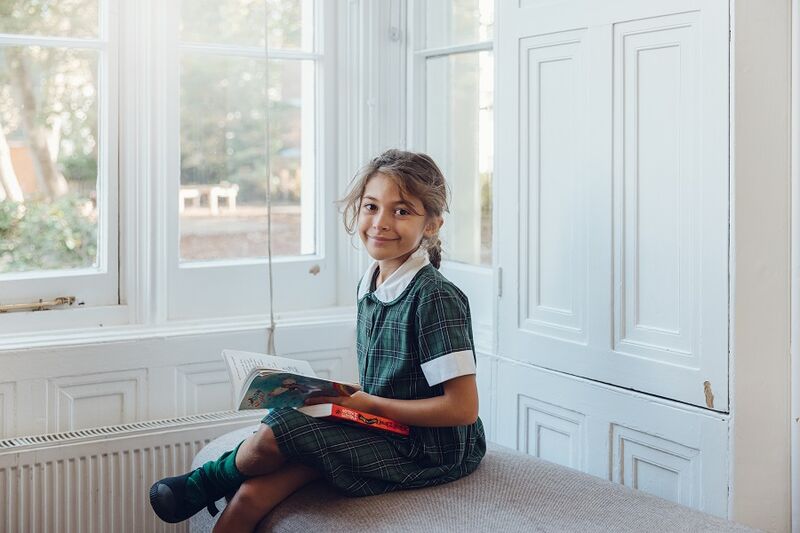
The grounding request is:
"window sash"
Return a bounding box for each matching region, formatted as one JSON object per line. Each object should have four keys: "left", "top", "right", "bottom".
{"left": 164, "top": 0, "right": 337, "bottom": 320}
{"left": 0, "top": 1, "right": 120, "bottom": 327}
{"left": 409, "top": 2, "right": 494, "bottom": 265}
{"left": 407, "top": 0, "right": 496, "bottom": 343}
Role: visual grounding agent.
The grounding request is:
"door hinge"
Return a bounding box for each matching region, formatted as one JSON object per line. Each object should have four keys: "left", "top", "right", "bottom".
{"left": 497, "top": 267, "right": 503, "bottom": 298}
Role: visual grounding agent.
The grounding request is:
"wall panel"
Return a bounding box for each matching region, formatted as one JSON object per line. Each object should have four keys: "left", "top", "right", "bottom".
{"left": 1, "top": 320, "right": 357, "bottom": 439}
{"left": 492, "top": 356, "right": 728, "bottom": 516}
{"left": 519, "top": 30, "right": 588, "bottom": 344}
{"left": 614, "top": 13, "right": 702, "bottom": 366}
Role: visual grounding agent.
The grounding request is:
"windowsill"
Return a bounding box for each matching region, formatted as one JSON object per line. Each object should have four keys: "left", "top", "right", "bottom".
{"left": 0, "top": 305, "right": 358, "bottom": 352}
{"left": 0, "top": 302, "right": 495, "bottom": 357}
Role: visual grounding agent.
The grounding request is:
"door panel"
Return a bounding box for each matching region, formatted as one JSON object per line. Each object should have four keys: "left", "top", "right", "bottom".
{"left": 493, "top": 358, "right": 729, "bottom": 516}
{"left": 497, "top": 1, "right": 729, "bottom": 410}
{"left": 518, "top": 30, "right": 588, "bottom": 345}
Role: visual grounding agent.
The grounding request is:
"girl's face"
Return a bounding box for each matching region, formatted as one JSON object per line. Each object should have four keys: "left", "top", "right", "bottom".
{"left": 357, "top": 173, "right": 440, "bottom": 265}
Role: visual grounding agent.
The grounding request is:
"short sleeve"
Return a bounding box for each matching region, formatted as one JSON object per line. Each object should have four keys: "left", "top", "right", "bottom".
{"left": 415, "top": 286, "right": 477, "bottom": 387}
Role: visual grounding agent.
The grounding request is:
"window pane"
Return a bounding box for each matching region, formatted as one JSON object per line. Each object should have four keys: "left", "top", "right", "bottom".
{"left": 0, "top": 46, "right": 100, "bottom": 274}
{"left": 0, "top": 0, "right": 98, "bottom": 39}
{"left": 426, "top": 50, "right": 493, "bottom": 266}
{"left": 425, "top": 0, "right": 493, "bottom": 49}
{"left": 180, "top": 55, "right": 314, "bottom": 262}
{"left": 180, "top": 0, "right": 312, "bottom": 50}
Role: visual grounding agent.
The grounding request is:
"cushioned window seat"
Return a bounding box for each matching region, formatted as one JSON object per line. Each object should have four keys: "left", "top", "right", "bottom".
{"left": 188, "top": 425, "right": 759, "bottom": 533}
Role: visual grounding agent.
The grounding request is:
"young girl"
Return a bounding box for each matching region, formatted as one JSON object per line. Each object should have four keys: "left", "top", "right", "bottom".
{"left": 150, "top": 149, "right": 486, "bottom": 532}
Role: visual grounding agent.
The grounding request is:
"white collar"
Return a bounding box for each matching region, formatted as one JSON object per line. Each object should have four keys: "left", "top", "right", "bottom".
{"left": 357, "top": 247, "right": 430, "bottom": 303}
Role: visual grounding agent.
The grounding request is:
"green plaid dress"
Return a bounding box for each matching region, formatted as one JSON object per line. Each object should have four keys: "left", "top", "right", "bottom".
{"left": 261, "top": 249, "right": 486, "bottom": 497}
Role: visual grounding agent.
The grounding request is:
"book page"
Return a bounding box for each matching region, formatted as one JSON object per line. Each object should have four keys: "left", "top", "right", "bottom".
{"left": 223, "top": 349, "right": 317, "bottom": 399}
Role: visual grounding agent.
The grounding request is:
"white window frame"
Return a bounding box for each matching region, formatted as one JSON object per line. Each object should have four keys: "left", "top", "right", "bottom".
{"left": 0, "top": 0, "right": 344, "bottom": 343}
{"left": 159, "top": 0, "right": 339, "bottom": 321}
{"left": 406, "top": 0, "right": 496, "bottom": 349}
{"left": 0, "top": 0, "right": 126, "bottom": 336}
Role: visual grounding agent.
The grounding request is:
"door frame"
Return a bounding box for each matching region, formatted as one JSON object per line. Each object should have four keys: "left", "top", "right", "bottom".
{"left": 730, "top": 1, "right": 792, "bottom": 530}
{"left": 792, "top": 1, "right": 800, "bottom": 530}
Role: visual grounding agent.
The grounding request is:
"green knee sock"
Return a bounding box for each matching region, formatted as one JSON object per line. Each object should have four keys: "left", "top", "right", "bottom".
{"left": 186, "top": 440, "right": 248, "bottom": 506}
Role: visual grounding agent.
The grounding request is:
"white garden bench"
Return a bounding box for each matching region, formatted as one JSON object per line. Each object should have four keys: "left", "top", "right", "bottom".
{"left": 179, "top": 182, "right": 240, "bottom": 215}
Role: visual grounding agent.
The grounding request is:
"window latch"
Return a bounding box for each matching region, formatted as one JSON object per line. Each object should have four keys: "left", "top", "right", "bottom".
{"left": 0, "top": 296, "right": 76, "bottom": 314}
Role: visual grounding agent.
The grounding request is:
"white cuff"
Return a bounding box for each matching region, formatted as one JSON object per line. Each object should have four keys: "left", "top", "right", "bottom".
{"left": 420, "top": 350, "right": 477, "bottom": 386}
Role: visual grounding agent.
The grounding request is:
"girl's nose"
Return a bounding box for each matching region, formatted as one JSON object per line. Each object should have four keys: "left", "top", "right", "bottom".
{"left": 373, "top": 210, "right": 391, "bottom": 230}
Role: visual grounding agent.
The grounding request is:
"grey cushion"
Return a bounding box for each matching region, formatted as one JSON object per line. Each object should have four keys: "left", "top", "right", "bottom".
{"left": 189, "top": 425, "right": 760, "bottom": 533}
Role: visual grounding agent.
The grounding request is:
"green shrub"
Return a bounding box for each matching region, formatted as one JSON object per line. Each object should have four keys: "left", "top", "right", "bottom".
{"left": 0, "top": 195, "right": 97, "bottom": 273}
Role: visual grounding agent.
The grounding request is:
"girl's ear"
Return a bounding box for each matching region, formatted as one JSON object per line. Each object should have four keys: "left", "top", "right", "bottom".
{"left": 424, "top": 216, "right": 444, "bottom": 237}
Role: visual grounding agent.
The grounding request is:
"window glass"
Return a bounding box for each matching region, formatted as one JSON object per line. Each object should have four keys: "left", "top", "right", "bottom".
{"left": 179, "top": 7, "right": 315, "bottom": 262}
{"left": 0, "top": 44, "right": 100, "bottom": 274}
{"left": 426, "top": 50, "right": 493, "bottom": 266}
{"left": 425, "top": 0, "right": 493, "bottom": 49}
{"left": 0, "top": 0, "right": 98, "bottom": 39}
{"left": 180, "top": 0, "right": 311, "bottom": 50}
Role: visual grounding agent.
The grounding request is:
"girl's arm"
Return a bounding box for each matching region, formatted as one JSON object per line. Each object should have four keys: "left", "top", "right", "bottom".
{"left": 304, "top": 374, "right": 479, "bottom": 427}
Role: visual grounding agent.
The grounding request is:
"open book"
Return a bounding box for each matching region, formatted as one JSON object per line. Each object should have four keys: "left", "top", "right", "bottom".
{"left": 223, "top": 349, "right": 409, "bottom": 436}
{"left": 223, "top": 349, "right": 361, "bottom": 410}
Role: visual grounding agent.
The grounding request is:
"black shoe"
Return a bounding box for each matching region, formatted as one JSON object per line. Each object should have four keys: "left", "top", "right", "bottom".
{"left": 149, "top": 469, "right": 222, "bottom": 523}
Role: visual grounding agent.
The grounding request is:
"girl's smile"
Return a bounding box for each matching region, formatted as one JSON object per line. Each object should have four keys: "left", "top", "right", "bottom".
{"left": 368, "top": 235, "right": 398, "bottom": 243}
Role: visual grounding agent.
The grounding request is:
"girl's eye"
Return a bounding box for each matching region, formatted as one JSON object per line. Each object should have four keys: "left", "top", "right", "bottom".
{"left": 362, "top": 203, "right": 376, "bottom": 211}
{"left": 396, "top": 209, "right": 410, "bottom": 216}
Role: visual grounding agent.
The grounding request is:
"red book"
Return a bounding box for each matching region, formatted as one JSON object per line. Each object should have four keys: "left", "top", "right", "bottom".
{"left": 297, "top": 403, "right": 410, "bottom": 436}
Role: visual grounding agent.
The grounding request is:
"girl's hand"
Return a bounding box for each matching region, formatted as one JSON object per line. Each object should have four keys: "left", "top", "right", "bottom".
{"left": 304, "top": 390, "right": 378, "bottom": 413}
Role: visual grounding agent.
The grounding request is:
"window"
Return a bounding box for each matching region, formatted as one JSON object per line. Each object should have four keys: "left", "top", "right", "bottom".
{"left": 411, "top": 0, "right": 493, "bottom": 267}
{"left": 178, "top": 0, "right": 315, "bottom": 261}
{"left": 0, "top": 0, "right": 339, "bottom": 335}
{"left": 408, "top": 0, "right": 495, "bottom": 342}
{"left": 165, "top": 0, "right": 337, "bottom": 319}
{"left": 0, "top": 0, "right": 121, "bottom": 332}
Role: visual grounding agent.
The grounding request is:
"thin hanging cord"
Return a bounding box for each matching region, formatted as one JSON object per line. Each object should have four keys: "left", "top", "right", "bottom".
{"left": 264, "top": 2, "right": 276, "bottom": 355}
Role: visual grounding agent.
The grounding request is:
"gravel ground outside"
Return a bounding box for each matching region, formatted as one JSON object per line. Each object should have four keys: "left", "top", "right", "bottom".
{"left": 179, "top": 205, "right": 492, "bottom": 265}
{"left": 180, "top": 206, "right": 303, "bottom": 261}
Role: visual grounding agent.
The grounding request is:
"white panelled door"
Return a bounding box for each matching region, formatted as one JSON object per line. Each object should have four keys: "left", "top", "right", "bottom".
{"left": 496, "top": 0, "right": 729, "bottom": 411}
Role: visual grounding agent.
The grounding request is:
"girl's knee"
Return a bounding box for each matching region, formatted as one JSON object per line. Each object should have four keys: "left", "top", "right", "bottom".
{"left": 252, "top": 423, "right": 281, "bottom": 458}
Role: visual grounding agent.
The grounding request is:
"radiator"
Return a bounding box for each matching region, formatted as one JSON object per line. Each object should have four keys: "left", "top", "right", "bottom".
{"left": 0, "top": 411, "right": 262, "bottom": 533}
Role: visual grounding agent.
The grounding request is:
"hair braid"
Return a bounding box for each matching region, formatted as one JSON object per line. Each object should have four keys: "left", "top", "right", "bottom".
{"left": 426, "top": 235, "right": 443, "bottom": 269}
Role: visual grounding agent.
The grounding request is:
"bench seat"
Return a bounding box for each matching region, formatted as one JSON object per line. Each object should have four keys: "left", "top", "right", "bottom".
{"left": 189, "top": 425, "right": 759, "bottom": 533}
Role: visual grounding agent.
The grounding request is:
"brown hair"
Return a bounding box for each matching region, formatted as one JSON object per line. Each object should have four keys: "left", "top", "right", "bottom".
{"left": 339, "top": 149, "right": 450, "bottom": 269}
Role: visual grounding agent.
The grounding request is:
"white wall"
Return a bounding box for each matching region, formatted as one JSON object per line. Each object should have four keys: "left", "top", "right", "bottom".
{"left": 0, "top": 317, "right": 358, "bottom": 439}
{"left": 730, "top": 1, "right": 793, "bottom": 531}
